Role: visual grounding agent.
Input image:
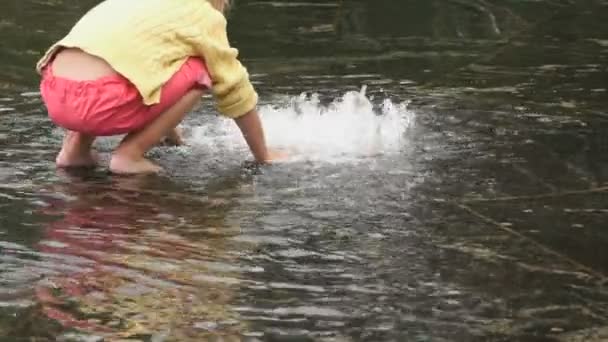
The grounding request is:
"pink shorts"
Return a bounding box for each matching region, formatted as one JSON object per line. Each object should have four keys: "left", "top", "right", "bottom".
{"left": 40, "top": 57, "right": 212, "bottom": 136}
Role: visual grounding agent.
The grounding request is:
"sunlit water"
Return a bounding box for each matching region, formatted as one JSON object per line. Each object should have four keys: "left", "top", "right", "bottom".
{"left": 1, "top": 0, "right": 608, "bottom": 341}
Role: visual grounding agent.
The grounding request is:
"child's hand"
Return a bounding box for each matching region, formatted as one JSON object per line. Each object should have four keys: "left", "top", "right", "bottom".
{"left": 264, "top": 149, "right": 289, "bottom": 163}
{"left": 235, "top": 110, "right": 289, "bottom": 164}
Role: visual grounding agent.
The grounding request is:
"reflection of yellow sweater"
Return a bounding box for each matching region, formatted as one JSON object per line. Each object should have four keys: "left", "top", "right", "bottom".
{"left": 35, "top": 0, "right": 257, "bottom": 118}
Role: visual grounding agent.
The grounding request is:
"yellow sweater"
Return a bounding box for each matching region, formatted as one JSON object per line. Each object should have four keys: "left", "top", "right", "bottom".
{"left": 36, "top": 0, "right": 258, "bottom": 118}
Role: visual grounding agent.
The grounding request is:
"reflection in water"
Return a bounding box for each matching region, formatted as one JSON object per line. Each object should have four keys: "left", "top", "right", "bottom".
{"left": 30, "top": 172, "right": 250, "bottom": 340}
{"left": 335, "top": 0, "right": 529, "bottom": 40}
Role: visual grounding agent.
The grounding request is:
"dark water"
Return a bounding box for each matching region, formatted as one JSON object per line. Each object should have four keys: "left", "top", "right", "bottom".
{"left": 1, "top": 0, "right": 608, "bottom": 341}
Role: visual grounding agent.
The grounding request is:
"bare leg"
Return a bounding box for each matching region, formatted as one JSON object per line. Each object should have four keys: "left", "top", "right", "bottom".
{"left": 109, "top": 89, "right": 204, "bottom": 174}
{"left": 56, "top": 131, "right": 98, "bottom": 168}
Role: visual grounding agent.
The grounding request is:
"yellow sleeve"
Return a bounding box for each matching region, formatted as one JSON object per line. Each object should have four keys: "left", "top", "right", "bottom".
{"left": 191, "top": 6, "right": 258, "bottom": 119}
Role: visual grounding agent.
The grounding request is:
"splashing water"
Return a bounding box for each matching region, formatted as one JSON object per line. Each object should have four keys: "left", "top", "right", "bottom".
{"left": 189, "top": 87, "right": 416, "bottom": 163}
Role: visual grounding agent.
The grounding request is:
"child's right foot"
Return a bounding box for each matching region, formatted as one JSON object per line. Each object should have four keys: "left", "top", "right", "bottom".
{"left": 109, "top": 154, "right": 162, "bottom": 174}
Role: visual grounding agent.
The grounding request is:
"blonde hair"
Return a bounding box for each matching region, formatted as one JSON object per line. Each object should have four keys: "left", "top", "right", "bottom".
{"left": 207, "top": 0, "right": 232, "bottom": 13}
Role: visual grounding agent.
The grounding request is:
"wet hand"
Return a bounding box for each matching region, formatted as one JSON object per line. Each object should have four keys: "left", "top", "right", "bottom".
{"left": 264, "top": 149, "right": 289, "bottom": 163}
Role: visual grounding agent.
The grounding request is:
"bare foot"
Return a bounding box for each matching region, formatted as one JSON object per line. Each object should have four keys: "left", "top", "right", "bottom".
{"left": 56, "top": 149, "right": 99, "bottom": 168}
{"left": 109, "top": 154, "right": 163, "bottom": 174}
{"left": 161, "top": 127, "right": 185, "bottom": 146}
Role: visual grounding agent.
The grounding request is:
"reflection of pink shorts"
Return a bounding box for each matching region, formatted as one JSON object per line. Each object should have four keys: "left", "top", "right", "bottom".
{"left": 40, "top": 57, "right": 212, "bottom": 136}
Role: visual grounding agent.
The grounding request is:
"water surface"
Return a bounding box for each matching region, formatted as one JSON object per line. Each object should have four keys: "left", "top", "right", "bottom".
{"left": 1, "top": 0, "right": 608, "bottom": 341}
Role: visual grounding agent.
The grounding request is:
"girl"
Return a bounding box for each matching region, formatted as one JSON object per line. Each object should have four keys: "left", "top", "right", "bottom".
{"left": 37, "top": 0, "right": 284, "bottom": 174}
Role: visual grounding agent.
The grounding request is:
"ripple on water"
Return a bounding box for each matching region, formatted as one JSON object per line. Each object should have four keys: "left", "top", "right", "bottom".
{"left": 0, "top": 106, "right": 15, "bottom": 113}
{"left": 3, "top": 0, "right": 608, "bottom": 340}
{"left": 235, "top": 305, "right": 347, "bottom": 318}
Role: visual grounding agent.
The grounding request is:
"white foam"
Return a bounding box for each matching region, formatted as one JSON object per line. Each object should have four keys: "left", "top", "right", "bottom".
{"left": 189, "top": 86, "right": 415, "bottom": 163}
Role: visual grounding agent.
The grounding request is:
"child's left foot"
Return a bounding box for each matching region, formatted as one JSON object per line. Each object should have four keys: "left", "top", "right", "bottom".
{"left": 56, "top": 149, "right": 99, "bottom": 168}
{"left": 56, "top": 131, "right": 98, "bottom": 168}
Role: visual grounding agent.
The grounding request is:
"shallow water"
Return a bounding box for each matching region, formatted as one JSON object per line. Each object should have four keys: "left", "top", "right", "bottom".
{"left": 1, "top": 0, "right": 608, "bottom": 341}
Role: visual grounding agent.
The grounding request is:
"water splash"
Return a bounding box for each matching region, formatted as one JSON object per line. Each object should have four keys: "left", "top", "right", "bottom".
{"left": 189, "top": 87, "right": 415, "bottom": 163}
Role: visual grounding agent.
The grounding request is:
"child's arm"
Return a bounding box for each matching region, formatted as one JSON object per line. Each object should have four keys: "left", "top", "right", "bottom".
{"left": 235, "top": 109, "right": 285, "bottom": 163}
